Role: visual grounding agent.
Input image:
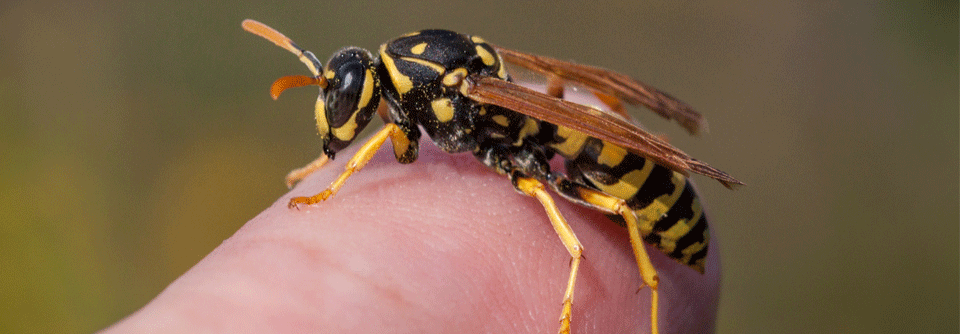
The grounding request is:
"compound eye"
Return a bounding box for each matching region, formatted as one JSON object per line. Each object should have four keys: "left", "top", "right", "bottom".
{"left": 320, "top": 47, "right": 381, "bottom": 154}
{"left": 325, "top": 61, "right": 366, "bottom": 127}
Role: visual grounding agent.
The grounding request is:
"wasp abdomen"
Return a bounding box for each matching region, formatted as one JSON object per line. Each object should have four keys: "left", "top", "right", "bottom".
{"left": 550, "top": 130, "right": 710, "bottom": 272}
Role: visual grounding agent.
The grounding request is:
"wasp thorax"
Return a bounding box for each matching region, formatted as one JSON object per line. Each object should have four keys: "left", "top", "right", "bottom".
{"left": 317, "top": 47, "right": 381, "bottom": 158}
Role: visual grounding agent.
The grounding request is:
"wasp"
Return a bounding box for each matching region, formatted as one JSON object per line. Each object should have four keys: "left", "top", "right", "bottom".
{"left": 242, "top": 19, "right": 741, "bottom": 334}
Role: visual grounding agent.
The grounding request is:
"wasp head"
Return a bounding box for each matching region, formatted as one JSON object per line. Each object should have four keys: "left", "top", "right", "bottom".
{"left": 312, "top": 48, "right": 381, "bottom": 159}
{"left": 268, "top": 48, "right": 381, "bottom": 159}
{"left": 244, "top": 20, "right": 381, "bottom": 160}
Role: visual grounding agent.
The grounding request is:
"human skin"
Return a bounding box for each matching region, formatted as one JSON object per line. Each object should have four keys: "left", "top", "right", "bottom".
{"left": 104, "top": 143, "right": 721, "bottom": 333}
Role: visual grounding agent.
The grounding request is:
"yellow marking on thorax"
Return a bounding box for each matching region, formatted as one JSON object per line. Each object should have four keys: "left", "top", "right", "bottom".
{"left": 431, "top": 98, "right": 455, "bottom": 122}
{"left": 513, "top": 118, "right": 540, "bottom": 146}
{"left": 357, "top": 70, "right": 375, "bottom": 108}
{"left": 400, "top": 56, "right": 446, "bottom": 74}
{"left": 380, "top": 45, "right": 413, "bottom": 95}
{"left": 635, "top": 172, "right": 688, "bottom": 226}
{"left": 592, "top": 160, "right": 655, "bottom": 200}
{"left": 492, "top": 115, "right": 510, "bottom": 127}
{"left": 324, "top": 70, "right": 336, "bottom": 80}
{"left": 410, "top": 42, "right": 428, "bottom": 55}
{"left": 470, "top": 36, "right": 486, "bottom": 44}
{"left": 597, "top": 142, "right": 627, "bottom": 167}
{"left": 549, "top": 126, "right": 589, "bottom": 158}
{"left": 475, "top": 45, "right": 496, "bottom": 66}
{"left": 442, "top": 68, "right": 468, "bottom": 87}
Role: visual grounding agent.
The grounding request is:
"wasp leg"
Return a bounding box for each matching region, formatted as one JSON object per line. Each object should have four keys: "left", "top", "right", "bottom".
{"left": 474, "top": 142, "right": 583, "bottom": 333}
{"left": 284, "top": 154, "right": 330, "bottom": 188}
{"left": 549, "top": 176, "right": 661, "bottom": 334}
{"left": 286, "top": 117, "right": 417, "bottom": 190}
{"left": 512, "top": 175, "right": 583, "bottom": 334}
{"left": 288, "top": 123, "right": 403, "bottom": 208}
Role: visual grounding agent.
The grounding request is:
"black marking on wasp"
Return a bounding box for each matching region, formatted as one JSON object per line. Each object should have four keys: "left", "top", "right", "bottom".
{"left": 242, "top": 19, "right": 741, "bottom": 334}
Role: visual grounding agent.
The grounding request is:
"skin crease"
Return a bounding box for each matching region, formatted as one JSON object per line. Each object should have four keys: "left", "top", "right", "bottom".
{"left": 103, "top": 141, "right": 721, "bottom": 333}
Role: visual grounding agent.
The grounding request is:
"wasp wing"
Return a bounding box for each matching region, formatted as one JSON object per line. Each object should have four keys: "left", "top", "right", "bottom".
{"left": 466, "top": 75, "right": 742, "bottom": 188}
{"left": 493, "top": 46, "right": 707, "bottom": 136}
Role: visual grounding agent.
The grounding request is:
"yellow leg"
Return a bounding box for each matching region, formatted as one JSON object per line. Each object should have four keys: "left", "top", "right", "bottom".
{"left": 285, "top": 154, "right": 330, "bottom": 188}
{"left": 513, "top": 177, "right": 583, "bottom": 334}
{"left": 288, "top": 123, "right": 401, "bottom": 209}
{"left": 573, "top": 187, "right": 660, "bottom": 334}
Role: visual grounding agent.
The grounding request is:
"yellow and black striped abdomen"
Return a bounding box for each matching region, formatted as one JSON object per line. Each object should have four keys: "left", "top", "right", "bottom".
{"left": 547, "top": 126, "right": 709, "bottom": 272}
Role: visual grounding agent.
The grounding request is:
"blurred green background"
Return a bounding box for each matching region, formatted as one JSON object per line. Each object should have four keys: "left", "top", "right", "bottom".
{"left": 1, "top": 1, "right": 956, "bottom": 333}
